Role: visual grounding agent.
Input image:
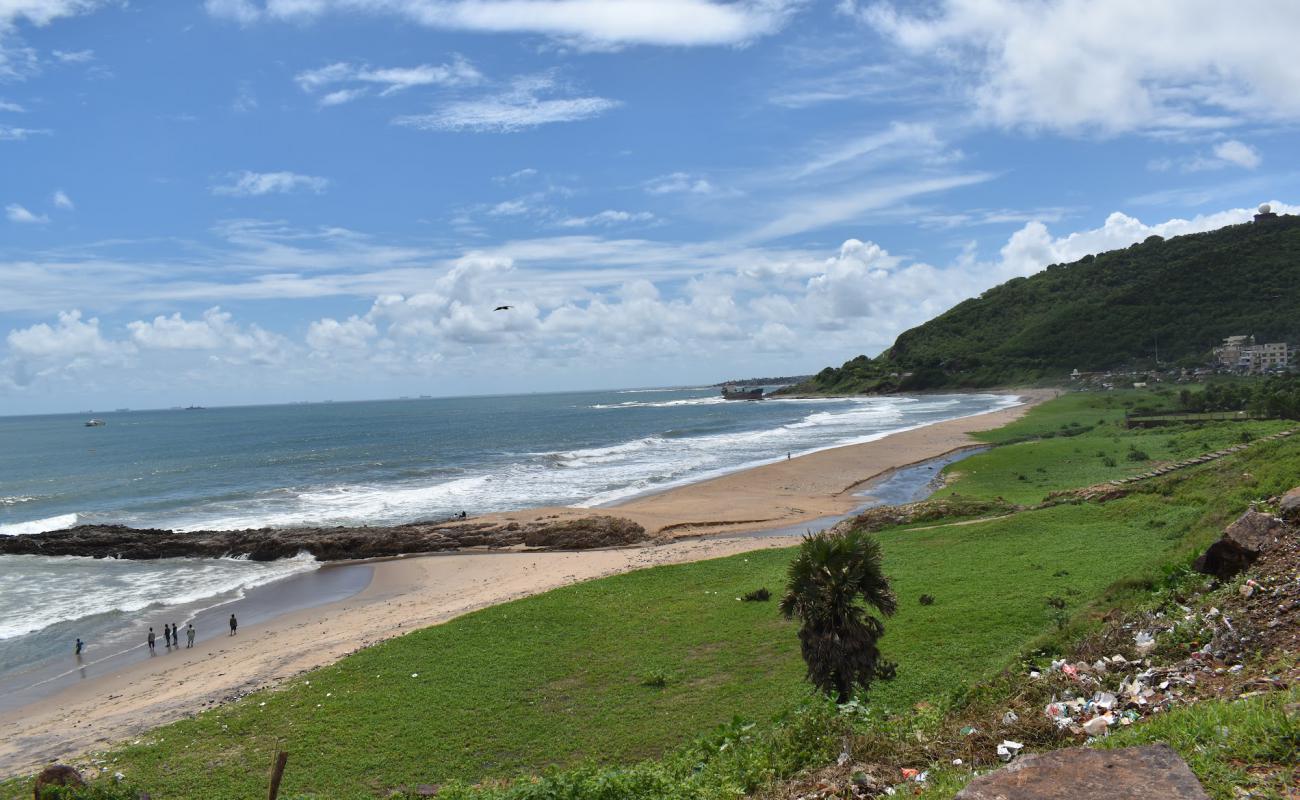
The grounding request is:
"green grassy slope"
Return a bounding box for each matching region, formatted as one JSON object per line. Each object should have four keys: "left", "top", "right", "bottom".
{"left": 791, "top": 215, "right": 1300, "bottom": 393}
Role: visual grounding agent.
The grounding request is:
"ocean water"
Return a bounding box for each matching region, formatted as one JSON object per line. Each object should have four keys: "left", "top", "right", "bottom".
{"left": 0, "top": 387, "right": 1019, "bottom": 678}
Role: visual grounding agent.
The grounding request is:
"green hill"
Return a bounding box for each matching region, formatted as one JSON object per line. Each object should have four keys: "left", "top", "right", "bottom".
{"left": 792, "top": 214, "right": 1300, "bottom": 394}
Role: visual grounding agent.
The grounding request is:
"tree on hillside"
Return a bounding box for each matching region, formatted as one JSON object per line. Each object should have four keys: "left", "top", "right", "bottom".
{"left": 780, "top": 529, "right": 897, "bottom": 704}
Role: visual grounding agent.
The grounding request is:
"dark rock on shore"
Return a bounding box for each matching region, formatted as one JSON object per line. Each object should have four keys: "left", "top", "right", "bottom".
{"left": 521, "top": 516, "right": 647, "bottom": 549}
{"left": 1280, "top": 487, "right": 1300, "bottom": 522}
{"left": 0, "top": 515, "right": 651, "bottom": 562}
{"left": 1193, "top": 510, "right": 1288, "bottom": 580}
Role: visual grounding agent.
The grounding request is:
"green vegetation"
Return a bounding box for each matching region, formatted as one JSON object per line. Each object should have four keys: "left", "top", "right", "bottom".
{"left": 1178, "top": 375, "right": 1300, "bottom": 419}
{"left": 780, "top": 529, "right": 897, "bottom": 703}
{"left": 932, "top": 390, "right": 1292, "bottom": 504}
{"left": 787, "top": 215, "right": 1300, "bottom": 393}
{"left": 11, "top": 392, "right": 1299, "bottom": 800}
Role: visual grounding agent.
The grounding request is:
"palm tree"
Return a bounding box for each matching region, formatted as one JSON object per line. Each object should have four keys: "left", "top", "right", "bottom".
{"left": 780, "top": 528, "right": 897, "bottom": 704}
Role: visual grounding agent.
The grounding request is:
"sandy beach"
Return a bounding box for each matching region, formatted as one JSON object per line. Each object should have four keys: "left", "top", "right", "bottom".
{"left": 0, "top": 389, "right": 1053, "bottom": 776}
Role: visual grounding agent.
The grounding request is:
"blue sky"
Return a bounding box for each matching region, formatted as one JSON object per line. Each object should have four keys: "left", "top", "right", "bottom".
{"left": 1, "top": 0, "right": 1298, "bottom": 414}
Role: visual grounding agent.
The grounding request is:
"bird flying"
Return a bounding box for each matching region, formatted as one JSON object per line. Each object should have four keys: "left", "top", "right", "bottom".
{"left": 493, "top": 305, "right": 513, "bottom": 311}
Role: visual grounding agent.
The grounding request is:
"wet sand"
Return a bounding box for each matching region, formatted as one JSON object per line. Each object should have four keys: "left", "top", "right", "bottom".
{"left": 0, "top": 388, "right": 1054, "bottom": 776}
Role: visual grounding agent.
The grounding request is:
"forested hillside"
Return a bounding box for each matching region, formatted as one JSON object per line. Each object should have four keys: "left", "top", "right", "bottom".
{"left": 793, "top": 215, "right": 1300, "bottom": 393}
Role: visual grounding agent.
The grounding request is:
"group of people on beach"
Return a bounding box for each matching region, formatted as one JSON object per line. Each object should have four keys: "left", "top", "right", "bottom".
{"left": 146, "top": 622, "right": 196, "bottom": 652}
{"left": 76, "top": 613, "right": 238, "bottom": 657}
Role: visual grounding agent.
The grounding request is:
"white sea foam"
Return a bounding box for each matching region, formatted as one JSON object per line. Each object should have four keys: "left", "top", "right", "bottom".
{"left": 0, "top": 496, "right": 38, "bottom": 506}
{"left": 590, "top": 396, "right": 729, "bottom": 409}
{"left": 0, "top": 552, "right": 318, "bottom": 640}
{"left": 92, "top": 392, "right": 1021, "bottom": 535}
{"left": 0, "top": 513, "right": 79, "bottom": 536}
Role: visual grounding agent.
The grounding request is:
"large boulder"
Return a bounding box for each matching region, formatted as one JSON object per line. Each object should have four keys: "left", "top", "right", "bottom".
{"left": 1280, "top": 487, "right": 1300, "bottom": 523}
{"left": 1193, "top": 510, "right": 1287, "bottom": 580}
{"left": 955, "top": 744, "right": 1208, "bottom": 800}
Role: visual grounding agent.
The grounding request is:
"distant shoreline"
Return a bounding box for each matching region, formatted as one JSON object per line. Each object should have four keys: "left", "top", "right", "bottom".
{"left": 0, "top": 388, "right": 1055, "bottom": 776}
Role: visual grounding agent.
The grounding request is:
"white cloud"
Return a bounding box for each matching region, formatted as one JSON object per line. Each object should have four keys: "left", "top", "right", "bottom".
{"left": 644, "top": 172, "right": 714, "bottom": 195}
{"left": 206, "top": 0, "right": 798, "bottom": 48}
{"left": 0, "top": 125, "right": 48, "bottom": 140}
{"left": 5, "top": 202, "right": 47, "bottom": 223}
{"left": 1149, "top": 139, "right": 1263, "bottom": 174}
{"left": 212, "top": 170, "right": 330, "bottom": 196}
{"left": 318, "top": 88, "right": 367, "bottom": 107}
{"left": 0, "top": 0, "right": 102, "bottom": 28}
{"left": 856, "top": 0, "right": 1300, "bottom": 133}
{"left": 51, "top": 189, "right": 73, "bottom": 209}
{"left": 126, "top": 307, "right": 290, "bottom": 365}
{"left": 231, "top": 83, "right": 257, "bottom": 113}
{"left": 295, "top": 57, "right": 482, "bottom": 105}
{"left": 306, "top": 315, "right": 377, "bottom": 351}
{"left": 0, "top": 99, "right": 24, "bottom": 112}
{"left": 393, "top": 73, "right": 618, "bottom": 132}
{"left": 51, "top": 48, "right": 93, "bottom": 62}
{"left": 559, "top": 210, "right": 655, "bottom": 228}
{"left": 1211, "top": 140, "right": 1261, "bottom": 170}
{"left": 4, "top": 201, "right": 1299, "bottom": 404}
{"left": 748, "top": 172, "right": 994, "bottom": 242}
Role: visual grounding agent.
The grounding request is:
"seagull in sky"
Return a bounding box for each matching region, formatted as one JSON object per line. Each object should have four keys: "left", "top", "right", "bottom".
{"left": 493, "top": 305, "right": 514, "bottom": 311}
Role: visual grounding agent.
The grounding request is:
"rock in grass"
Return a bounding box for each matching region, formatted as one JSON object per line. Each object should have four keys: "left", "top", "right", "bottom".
{"left": 955, "top": 744, "right": 1209, "bottom": 800}
{"left": 34, "top": 765, "right": 85, "bottom": 799}
{"left": 1280, "top": 486, "right": 1300, "bottom": 522}
{"left": 1192, "top": 511, "right": 1287, "bottom": 579}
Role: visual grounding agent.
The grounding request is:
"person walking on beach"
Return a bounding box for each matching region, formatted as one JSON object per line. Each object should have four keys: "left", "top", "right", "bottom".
{"left": 147, "top": 627, "right": 156, "bottom": 652}
{"left": 171, "top": 621, "right": 178, "bottom": 647}
{"left": 163, "top": 623, "right": 172, "bottom": 648}
{"left": 186, "top": 623, "right": 195, "bottom": 648}
{"left": 75, "top": 638, "right": 84, "bottom": 656}
{"left": 229, "top": 613, "right": 238, "bottom": 636}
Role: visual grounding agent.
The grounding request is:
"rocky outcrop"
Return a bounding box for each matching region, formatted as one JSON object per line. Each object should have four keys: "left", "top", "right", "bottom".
{"left": 521, "top": 515, "right": 648, "bottom": 549}
{"left": 0, "top": 516, "right": 652, "bottom": 562}
{"left": 1193, "top": 510, "right": 1288, "bottom": 580}
{"left": 832, "top": 495, "right": 1020, "bottom": 535}
{"left": 955, "top": 744, "right": 1209, "bottom": 800}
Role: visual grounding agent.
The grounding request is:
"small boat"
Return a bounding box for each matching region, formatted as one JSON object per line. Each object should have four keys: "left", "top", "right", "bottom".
{"left": 84, "top": 419, "right": 106, "bottom": 427}
{"left": 720, "top": 386, "right": 764, "bottom": 401}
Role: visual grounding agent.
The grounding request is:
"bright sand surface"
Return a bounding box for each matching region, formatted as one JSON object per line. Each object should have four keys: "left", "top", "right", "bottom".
{"left": 0, "top": 389, "right": 1054, "bottom": 775}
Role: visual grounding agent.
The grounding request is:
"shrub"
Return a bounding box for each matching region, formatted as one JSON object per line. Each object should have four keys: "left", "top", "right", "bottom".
{"left": 742, "top": 588, "right": 771, "bottom": 602}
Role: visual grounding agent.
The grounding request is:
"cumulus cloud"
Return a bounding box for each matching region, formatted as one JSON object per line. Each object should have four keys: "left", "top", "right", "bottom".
{"left": 393, "top": 73, "right": 618, "bottom": 132}
{"left": 206, "top": 0, "right": 797, "bottom": 48}
{"left": 127, "top": 307, "right": 290, "bottom": 364}
{"left": 5, "top": 203, "right": 47, "bottom": 223}
{"left": 212, "top": 170, "right": 330, "bottom": 196}
{"left": 4, "top": 202, "right": 1297, "bottom": 404}
{"left": 295, "top": 57, "right": 482, "bottom": 105}
{"left": 855, "top": 0, "right": 1300, "bottom": 133}
{"left": 51, "top": 189, "right": 73, "bottom": 209}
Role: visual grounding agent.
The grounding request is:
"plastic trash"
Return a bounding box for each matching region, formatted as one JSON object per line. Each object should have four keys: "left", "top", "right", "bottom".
{"left": 901, "top": 768, "right": 919, "bottom": 781}
{"left": 1135, "top": 631, "right": 1155, "bottom": 654}
{"left": 952, "top": 758, "right": 963, "bottom": 766}
{"left": 960, "top": 725, "right": 978, "bottom": 736}
{"left": 1093, "top": 691, "right": 1117, "bottom": 710}
{"left": 996, "top": 740, "right": 1024, "bottom": 761}
{"left": 1002, "top": 710, "right": 1019, "bottom": 724}
{"left": 1082, "top": 715, "right": 1111, "bottom": 736}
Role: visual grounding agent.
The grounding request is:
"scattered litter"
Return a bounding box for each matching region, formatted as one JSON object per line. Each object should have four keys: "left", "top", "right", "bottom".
{"left": 959, "top": 725, "right": 978, "bottom": 736}
{"left": 952, "top": 758, "right": 963, "bottom": 766}
{"left": 1135, "top": 630, "right": 1155, "bottom": 653}
{"left": 900, "top": 768, "right": 919, "bottom": 780}
{"left": 996, "top": 740, "right": 1024, "bottom": 761}
{"left": 1082, "top": 714, "right": 1111, "bottom": 737}
{"left": 1001, "top": 710, "right": 1019, "bottom": 724}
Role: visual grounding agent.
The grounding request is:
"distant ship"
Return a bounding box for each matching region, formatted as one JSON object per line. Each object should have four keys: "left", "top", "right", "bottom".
{"left": 84, "top": 419, "right": 106, "bottom": 427}
{"left": 720, "top": 385, "right": 764, "bottom": 401}
{"left": 185, "top": 405, "right": 205, "bottom": 410}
